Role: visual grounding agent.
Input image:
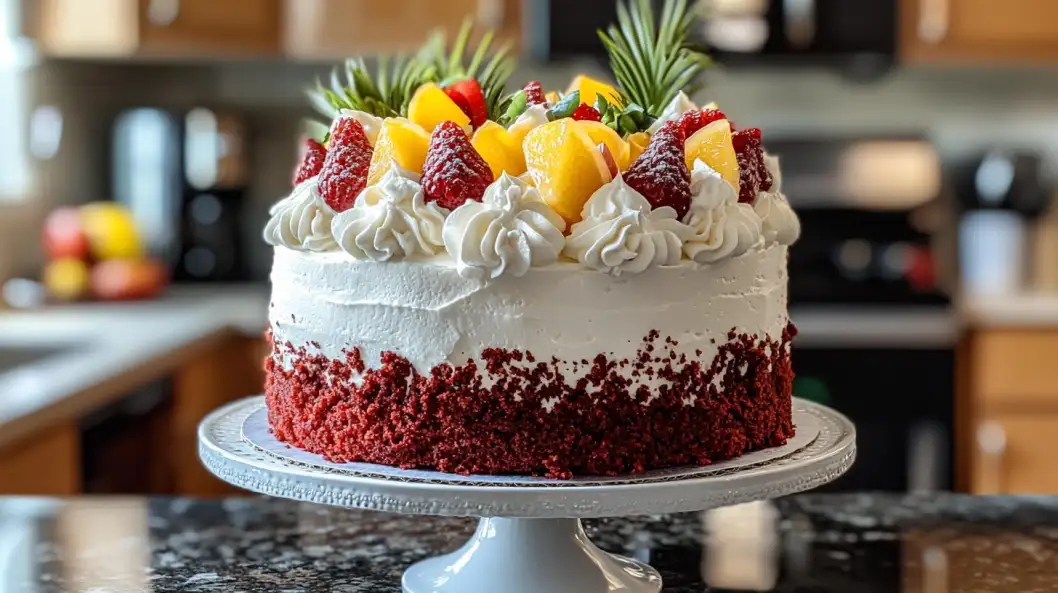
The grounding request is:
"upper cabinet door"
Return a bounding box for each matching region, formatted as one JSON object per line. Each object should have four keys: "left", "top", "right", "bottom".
{"left": 284, "top": 0, "right": 522, "bottom": 59}
{"left": 36, "top": 0, "right": 281, "bottom": 58}
{"left": 902, "top": 0, "right": 1058, "bottom": 62}
{"left": 137, "top": 0, "right": 282, "bottom": 56}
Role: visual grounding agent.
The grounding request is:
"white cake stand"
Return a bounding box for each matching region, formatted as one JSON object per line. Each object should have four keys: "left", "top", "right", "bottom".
{"left": 198, "top": 396, "right": 855, "bottom": 593}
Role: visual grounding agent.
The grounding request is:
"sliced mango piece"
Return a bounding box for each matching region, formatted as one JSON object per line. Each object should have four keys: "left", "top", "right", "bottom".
{"left": 367, "top": 118, "right": 431, "bottom": 185}
{"left": 471, "top": 121, "right": 526, "bottom": 178}
{"left": 684, "top": 119, "right": 739, "bottom": 192}
{"left": 577, "top": 121, "right": 631, "bottom": 171}
{"left": 565, "top": 75, "right": 622, "bottom": 107}
{"left": 408, "top": 83, "right": 471, "bottom": 134}
{"left": 524, "top": 119, "right": 611, "bottom": 225}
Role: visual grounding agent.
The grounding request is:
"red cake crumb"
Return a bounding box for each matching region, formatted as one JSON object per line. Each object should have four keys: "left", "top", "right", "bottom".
{"left": 264, "top": 326, "right": 796, "bottom": 479}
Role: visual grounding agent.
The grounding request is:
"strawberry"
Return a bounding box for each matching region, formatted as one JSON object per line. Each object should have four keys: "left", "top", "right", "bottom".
{"left": 318, "top": 118, "right": 372, "bottom": 212}
{"left": 445, "top": 79, "right": 488, "bottom": 129}
{"left": 732, "top": 128, "right": 772, "bottom": 204}
{"left": 421, "top": 120, "right": 494, "bottom": 210}
{"left": 523, "top": 80, "right": 546, "bottom": 105}
{"left": 293, "top": 138, "right": 327, "bottom": 186}
{"left": 443, "top": 87, "right": 473, "bottom": 119}
{"left": 623, "top": 121, "right": 692, "bottom": 219}
{"left": 677, "top": 108, "right": 728, "bottom": 137}
{"left": 571, "top": 103, "right": 602, "bottom": 122}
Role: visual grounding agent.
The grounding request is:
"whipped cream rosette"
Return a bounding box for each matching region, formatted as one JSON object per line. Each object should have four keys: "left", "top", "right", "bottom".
{"left": 330, "top": 163, "right": 447, "bottom": 261}
{"left": 754, "top": 154, "right": 801, "bottom": 247}
{"left": 443, "top": 173, "right": 566, "bottom": 279}
{"left": 682, "top": 160, "right": 763, "bottom": 264}
{"left": 564, "top": 175, "right": 690, "bottom": 275}
{"left": 264, "top": 177, "right": 338, "bottom": 252}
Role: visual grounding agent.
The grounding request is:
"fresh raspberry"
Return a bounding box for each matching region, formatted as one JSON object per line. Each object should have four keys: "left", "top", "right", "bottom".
{"left": 523, "top": 80, "right": 546, "bottom": 105}
{"left": 318, "top": 118, "right": 371, "bottom": 212}
{"left": 571, "top": 103, "right": 602, "bottom": 122}
{"left": 445, "top": 79, "right": 488, "bottom": 129}
{"left": 732, "top": 128, "right": 772, "bottom": 203}
{"left": 677, "top": 108, "right": 727, "bottom": 136}
{"left": 292, "top": 138, "right": 327, "bottom": 186}
{"left": 623, "top": 121, "right": 692, "bottom": 219}
{"left": 422, "top": 120, "right": 494, "bottom": 210}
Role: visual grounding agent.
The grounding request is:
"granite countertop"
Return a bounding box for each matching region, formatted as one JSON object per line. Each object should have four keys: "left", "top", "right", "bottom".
{"left": 2, "top": 493, "right": 1058, "bottom": 592}
{"left": 0, "top": 286, "right": 269, "bottom": 448}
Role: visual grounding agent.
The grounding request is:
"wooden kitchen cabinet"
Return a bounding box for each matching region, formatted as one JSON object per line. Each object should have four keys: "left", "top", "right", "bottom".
{"left": 958, "top": 328, "right": 1058, "bottom": 493}
{"left": 35, "top": 0, "right": 281, "bottom": 58}
{"left": 901, "top": 0, "right": 1058, "bottom": 63}
{"left": 969, "top": 414, "right": 1058, "bottom": 494}
{"left": 284, "top": 0, "right": 521, "bottom": 59}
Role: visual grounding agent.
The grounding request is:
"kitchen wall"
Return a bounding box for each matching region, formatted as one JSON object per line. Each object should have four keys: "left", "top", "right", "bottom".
{"left": 5, "top": 59, "right": 1058, "bottom": 280}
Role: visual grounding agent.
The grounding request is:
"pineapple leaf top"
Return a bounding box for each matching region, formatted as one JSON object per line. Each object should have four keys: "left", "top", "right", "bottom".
{"left": 308, "top": 55, "right": 435, "bottom": 120}
{"left": 307, "top": 19, "right": 517, "bottom": 124}
{"left": 598, "top": 0, "right": 713, "bottom": 117}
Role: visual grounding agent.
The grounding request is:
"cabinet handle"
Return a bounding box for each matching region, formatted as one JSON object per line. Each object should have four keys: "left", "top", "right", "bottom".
{"left": 476, "top": 0, "right": 505, "bottom": 30}
{"left": 147, "top": 0, "right": 180, "bottom": 28}
{"left": 918, "top": 0, "right": 949, "bottom": 44}
{"left": 976, "top": 421, "right": 1007, "bottom": 494}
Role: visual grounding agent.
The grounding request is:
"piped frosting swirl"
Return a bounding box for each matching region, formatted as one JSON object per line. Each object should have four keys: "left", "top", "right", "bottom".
{"left": 563, "top": 175, "right": 690, "bottom": 275}
{"left": 330, "top": 164, "right": 447, "bottom": 261}
{"left": 443, "top": 173, "right": 566, "bottom": 279}
{"left": 263, "top": 177, "right": 337, "bottom": 252}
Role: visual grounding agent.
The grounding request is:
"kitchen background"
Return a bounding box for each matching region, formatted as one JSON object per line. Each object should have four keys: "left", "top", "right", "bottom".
{"left": 1, "top": 0, "right": 1057, "bottom": 497}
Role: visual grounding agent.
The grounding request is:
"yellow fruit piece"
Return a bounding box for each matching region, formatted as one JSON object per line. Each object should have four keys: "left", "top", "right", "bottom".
{"left": 684, "top": 119, "right": 740, "bottom": 191}
{"left": 627, "top": 132, "right": 651, "bottom": 164}
{"left": 367, "top": 118, "right": 431, "bottom": 185}
{"left": 472, "top": 121, "right": 526, "bottom": 178}
{"left": 577, "top": 121, "right": 630, "bottom": 170}
{"left": 524, "top": 119, "right": 611, "bottom": 225}
{"left": 44, "top": 258, "right": 90, "bottom": 301}
{"left": 544, "top": 91, "right": 561, "bottom": 105}
{"left": 702, "top": 101, "right": 718, "bottom": 111}
{"left": 407, "top": 82, "right": 471, "bottom": 134}
{"left": 566, "top": 75, "right": 622, "bottom": 107}
{"left": 79, "top": 202, "right": 142, "bottom": 261}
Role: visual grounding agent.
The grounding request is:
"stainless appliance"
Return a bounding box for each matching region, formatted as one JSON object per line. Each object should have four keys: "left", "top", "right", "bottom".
{"left": 777, "top": 136, "right": 956, "bottom": 492}
{"left": 112, "top": 107, "right": 250, "bottom": 283}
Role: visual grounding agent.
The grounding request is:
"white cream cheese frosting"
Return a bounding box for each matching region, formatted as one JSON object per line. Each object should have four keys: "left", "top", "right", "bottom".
{"left": 331, "top": 164, "right": 447, "bottom": 261}
{"left": 269, "top": 244, "right": 790, "bottom": 382}
{"left": 682, "top": 160, "right": 763, "bottom": 264}
{"left": 754, "top": 154, "right": 801, "bottom": 247}
{"left": 442, "top": 172, "right": 566, "bottom": 279}
{"left": 263, "top": 177, "right": 338, "bottom": 252}
{"left": 647, "top": 91, "right": 697, "bottom": 133}
{"left": 564, "top": 175, "right": 690, "bottom": 275}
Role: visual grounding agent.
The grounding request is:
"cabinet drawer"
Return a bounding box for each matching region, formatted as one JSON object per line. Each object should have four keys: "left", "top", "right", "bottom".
{"left": 971, "top": 414, "right": 1058, "bottom": 494}
{"left": 973, "top": 331, "right": 1058, "bottom": 405}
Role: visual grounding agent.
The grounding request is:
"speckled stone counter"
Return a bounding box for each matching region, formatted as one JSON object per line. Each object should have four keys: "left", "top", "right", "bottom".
{"left": 3, "top": 494, "right": 1058, "bottom": 592}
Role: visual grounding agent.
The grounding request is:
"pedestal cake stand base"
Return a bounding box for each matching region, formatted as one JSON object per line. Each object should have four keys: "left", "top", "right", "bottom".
{"left": 199, "top": 396, "right": 855, "bottom": 593}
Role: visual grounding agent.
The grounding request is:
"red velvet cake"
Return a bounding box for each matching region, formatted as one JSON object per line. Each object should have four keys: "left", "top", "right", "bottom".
{"left": 262, "top": 0, "right": 801, "bottom": 479}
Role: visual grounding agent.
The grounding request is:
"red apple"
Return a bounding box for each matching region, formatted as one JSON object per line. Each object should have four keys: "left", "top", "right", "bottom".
{"left": 42, "top": 207, "right": 90, "bottom": 261}
{"left": 90, "top": 259, "right": 168, "bottom": 301}
{"left": 598, "top": 143, "right": 619, "bottom": 179}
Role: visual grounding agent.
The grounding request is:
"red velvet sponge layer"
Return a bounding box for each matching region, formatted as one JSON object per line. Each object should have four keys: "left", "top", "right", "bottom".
{"left": 265, "top": 325, "right": 797, "bottom": 479}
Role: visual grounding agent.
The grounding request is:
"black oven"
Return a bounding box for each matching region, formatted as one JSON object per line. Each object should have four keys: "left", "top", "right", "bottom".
{"left": 528, "top": 0, "right": 897, "bottom": 71}
{"left": 778, "top": 136, "right": 956, "bottom": 492}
